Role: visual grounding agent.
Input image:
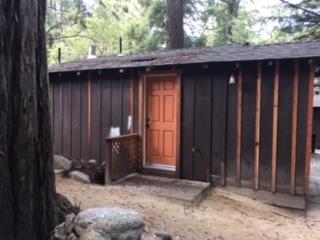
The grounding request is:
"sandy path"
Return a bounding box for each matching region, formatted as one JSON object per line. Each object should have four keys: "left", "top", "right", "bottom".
{"left": 57, "top": 179, "right": 320, "bottom": 240}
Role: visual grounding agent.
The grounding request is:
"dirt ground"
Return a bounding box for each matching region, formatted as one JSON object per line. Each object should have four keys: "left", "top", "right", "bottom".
{"left": 57, "top": 179, "right": 320, "bottom": 240}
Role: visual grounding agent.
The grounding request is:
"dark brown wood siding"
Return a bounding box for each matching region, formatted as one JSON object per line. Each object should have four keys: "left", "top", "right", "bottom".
{"left": 50, "top": 58, "right": 313, "bottom": 194}
{"left": 259, "top": 62, "right": 275, "bottom": 190}
{"left": 314, "top": 108, "right": 320, "bottom": 149}
{"left": 50, "top": 70, "right": 132, "bottom": 164}
{"left": 179, "top": 60, "right": 313, "bottom": 194}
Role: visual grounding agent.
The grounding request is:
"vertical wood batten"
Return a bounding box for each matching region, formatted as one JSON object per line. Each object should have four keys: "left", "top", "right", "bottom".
{"left": 220, "top": 72, "right": 228, "bottom": 186}
{"left": 130, "top": 70, "right": 134, "bottom": 134}
{"left": 272, "top": 61, "right": 280, "bottom": 192}
{"left": 304, "top": 62, "right": 315, "bottom": 194}
{"left": 60, "top": 76, "right": 64, "bottom": 154}
{"left": 88, "top": 71, "right": 93, "bottom": 158}
{"left": 236, "top": 65, "right": 243, "bottom": 186}
{"left": 254, "top": 62, "right": 262, "bottom": 190}
{"left": 290, "top": 60, "right": 300, "bottom": 194}
{"left": 176, "top": 73, "right": 182, "bottom": 179}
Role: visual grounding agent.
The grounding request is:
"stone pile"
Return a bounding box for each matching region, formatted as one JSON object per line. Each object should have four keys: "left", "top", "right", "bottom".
{"left": 53, "top": 155, "right": 105, "bottom": 184}
{"left": 52, "top": 207, "right": 188, "bottom": 240}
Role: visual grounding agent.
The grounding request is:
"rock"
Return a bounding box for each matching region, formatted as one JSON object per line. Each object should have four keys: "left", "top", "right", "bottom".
{"left": 65, "top": 213, "right": 76, "bottom": 234}
{"left": 79, "top": 229, "right": 105, "bottom": 240}
{"left": 88, "top": 159, "right": 97, "bottom": 165}
{"left": 54, "top": 155, "right": 72, "bottom": 171}
{"left": 55, "top": 169, "right": 66, "bottom": 179}
{"left": 172, "top": 237, "right": 187, "bottom": 240}
{"left": 75, "top": 208, "right": 145, "bottom": 240}
{"left": 54, "top": 223, "right": 67, "bottom": 240}
{"left": 100, "top": 161, "right": 106, "bottom": 168}
{"left": 56, "top": 193, "right": 80, "bottom": 225}
{"left": 66, "top": 233, "right": 78, "bottom": 240}
{"left": 69, "top": 171, "right": 91, "bottom": 184}
{"left": 155, "top": 232, "right": 172, "bottom": 240}
{"left": 142, "top": 232, "right": 157, "bottom": 240}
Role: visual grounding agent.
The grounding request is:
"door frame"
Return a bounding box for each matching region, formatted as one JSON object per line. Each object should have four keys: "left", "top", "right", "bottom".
{"left": 138, "top": 70, "right": 181, "bottom": 178}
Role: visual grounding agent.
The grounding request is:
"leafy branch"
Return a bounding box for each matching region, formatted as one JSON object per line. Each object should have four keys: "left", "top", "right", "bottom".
{"left": 279, "top": 0, "right": 320, "bottom": 17}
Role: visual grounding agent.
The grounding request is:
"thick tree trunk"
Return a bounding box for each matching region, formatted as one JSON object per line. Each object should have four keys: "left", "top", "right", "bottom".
{"left": 0, "top": 1, "right": 56, "bottom": 239}
{"left": 167, "top": 0, "right": 184, "bottom": 49}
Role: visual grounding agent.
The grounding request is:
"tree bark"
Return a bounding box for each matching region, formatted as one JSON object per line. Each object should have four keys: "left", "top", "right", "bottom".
{"left": 167, "top": 0, "right": 184, "bottom": 49}
{"left": 0, "top": 1, "right": 56, "bottom": 239}
{"left": 223, "top": 0, "right": 240, "bottom": 43}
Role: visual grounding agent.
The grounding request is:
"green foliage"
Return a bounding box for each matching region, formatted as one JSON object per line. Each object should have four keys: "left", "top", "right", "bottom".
{"left": 202, "top": 0, "right": 259, "bottom": 44}
{"left": 46, "top": 0, "right": 263, "bottom": 65}
{"left": 277, "top": 0, "right": 320, "bottom": 40}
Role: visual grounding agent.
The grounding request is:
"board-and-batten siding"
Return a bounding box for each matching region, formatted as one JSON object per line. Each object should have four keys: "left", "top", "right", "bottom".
{"left": 49, "top": 59, "right": 312, "bottom": 194}
{"left": 50, "top": 70, "right": 132, "bottom": 164}
{"left": 180, "top": 60, "right": 310, "bottom": 194}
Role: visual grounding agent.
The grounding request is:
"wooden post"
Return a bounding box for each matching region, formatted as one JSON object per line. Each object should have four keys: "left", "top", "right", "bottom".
{"left": 105, "top": 140, "right": 113, "bottom": 185}
{"left": 254, "top": 62, "right": 262, "bottom": 190}
{"left": 271, "top": 61, "right": 280, "bottom": 193}
{"left": 88, "top": 72, "right": 93, "bottom": 158}
{"left": 130, "top": 71, "right": 134, "bottom": 134}
{"left": 290, "top": 60, "right": 300, "bottom": 194}
{"left": 304, "top": 62, "right": 315, "bottom": 194}
{"left": 236, "top": 65, "right": 243, "bottom": 186}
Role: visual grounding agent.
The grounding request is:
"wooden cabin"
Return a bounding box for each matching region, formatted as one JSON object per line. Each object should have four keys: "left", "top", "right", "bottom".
{"left": 49, "top": 41, "right": 320, "bottom": 197}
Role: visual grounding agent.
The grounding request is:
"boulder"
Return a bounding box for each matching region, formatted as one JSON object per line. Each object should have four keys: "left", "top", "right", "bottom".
{"left": 54, "top": 155, "right": 72, "bottom": 171}
{"left": 56, "top": 193, "right": 80, "bottom": 225}
{"left": 155, "top": 232, "right": 172, "bottom": 240}
{"left": 141, "top": 232, "right": 157, "bottom": 240}
{"left": 55, "top": 169, "right": 66, "bottom": 179}
{"left": 53, "top": 223, "right": 67, "bottom": 240}
{"left": 65, "top": 213, "right": 76, "bottom": 234}
{"left": 88, "top": 159, "right": 97, "bottom": 165}
{"left": 79, "top": 229, "right": 105, "bottom": 240}
{"left": 75, "top": 208, "right": 145, "bottom": 240}
{"left": 69, "top": 171, "right": 91, "bottom": 184}
{"left": 66, "top": 233, "right": 78, "bottom": 240}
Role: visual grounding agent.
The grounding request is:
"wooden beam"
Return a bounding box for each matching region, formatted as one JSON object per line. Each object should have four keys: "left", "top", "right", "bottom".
{"left": 254, "top": 62, "right": 262, "bottom": 190}
{"left": 88, "top": 72, "right": 93, "bottom": 158}
{"left": 304, "top": 62, "right": 315, "bottom": 194}
{"left": 290, "top": 60, "right": 300, "bottom": 194}
{"left": 271, "top": 61, "right": 280, "bottom": 193}
{"left": 236, "top": 66, "right": 243, "bottom": 186}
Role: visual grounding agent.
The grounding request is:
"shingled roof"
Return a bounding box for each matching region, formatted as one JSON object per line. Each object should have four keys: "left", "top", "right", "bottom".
{"left": 50, "top": 41, "right": 320, "bottom": 73}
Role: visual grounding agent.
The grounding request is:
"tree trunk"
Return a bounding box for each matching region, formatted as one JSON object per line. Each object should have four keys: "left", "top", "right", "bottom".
{"left": 167, "top": 0, "right": 184, "bottom": 49}
{"left": 0, "top": 1, "right": 56, "bottom": 239}
{"left": 224, "top": 0, "right": 240, "bottom": 43}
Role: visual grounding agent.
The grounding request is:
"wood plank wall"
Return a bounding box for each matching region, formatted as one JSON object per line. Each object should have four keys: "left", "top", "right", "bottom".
{"left": 50, "top": 58, "right": 314, "bottom": 194}
{"left": 50, "top": 70, "right": 132, "bottom": 163}
{"left": 180, "top": 60, "right": 313, "bottom": 194}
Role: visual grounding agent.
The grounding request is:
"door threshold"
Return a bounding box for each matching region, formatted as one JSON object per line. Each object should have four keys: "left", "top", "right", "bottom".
{"left": 144, "top": 163, "right": 176, "bottom": 172}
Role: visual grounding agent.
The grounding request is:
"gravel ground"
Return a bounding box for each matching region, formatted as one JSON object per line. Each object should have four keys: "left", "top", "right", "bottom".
{"left": 57, "top": 178, "right": 320, "bottom": 240}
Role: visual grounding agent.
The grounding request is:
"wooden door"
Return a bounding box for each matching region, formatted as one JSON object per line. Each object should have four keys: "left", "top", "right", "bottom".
{"left": 145, "top": 75, "right": 179, "bottom": 170}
